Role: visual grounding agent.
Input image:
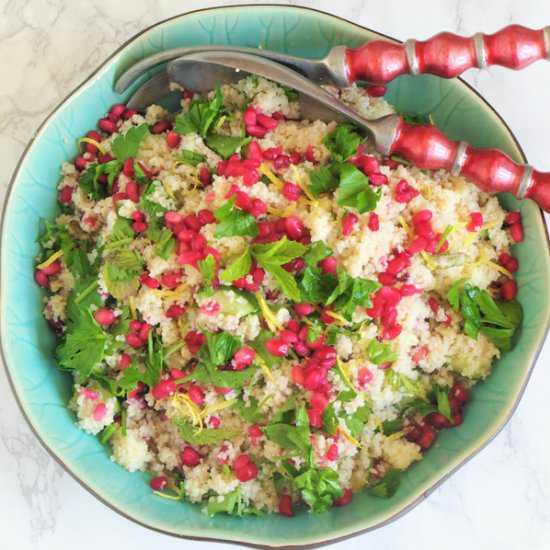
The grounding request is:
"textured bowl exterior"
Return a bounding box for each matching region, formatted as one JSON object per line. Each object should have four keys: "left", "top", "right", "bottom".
{"left": 1, "top": 5, "right": 549, "bottom": 548}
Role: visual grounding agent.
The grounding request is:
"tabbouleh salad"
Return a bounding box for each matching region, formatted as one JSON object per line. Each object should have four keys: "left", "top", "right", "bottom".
{"left": 34, "top": 76, "right": 523, "bottom": 516}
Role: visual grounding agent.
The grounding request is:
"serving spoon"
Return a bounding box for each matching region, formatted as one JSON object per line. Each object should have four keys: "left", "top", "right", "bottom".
{"left": 115, "top": 24, "right": 550, "bottom": 93}
{"left": 133, "top": 50, "right": 550, "bottom": 212}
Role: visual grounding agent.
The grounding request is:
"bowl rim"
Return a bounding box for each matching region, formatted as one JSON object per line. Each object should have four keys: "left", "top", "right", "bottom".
{"left": 1, "top": 4, "right": 549, "bottom": 548}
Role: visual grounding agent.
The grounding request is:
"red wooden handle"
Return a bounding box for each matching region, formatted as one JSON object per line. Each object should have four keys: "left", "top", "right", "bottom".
{"left": 388, "top": 119, "right": 550, "bottom": 212}
{"left": 345, "top": 24, "right": 550, "bottom": 84}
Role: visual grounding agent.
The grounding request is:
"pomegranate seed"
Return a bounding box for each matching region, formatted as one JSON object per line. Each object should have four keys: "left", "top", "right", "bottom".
{"left": 185, "top": 330, "right": 206, "bottom": 354}
{"left": 125, "top": 181, "right": 140, "bottom": 202}
{"left": 394, "top": 180, "right": 419, "bottom": 203}
{"left": 280, "top": 329, "right": 299, "bottom": 344}
{"left": 282, "top": 181, "right": 302, "bottom": 202}
{"left": 319, "top": 256, "right": 337, "bottom": 275}
{"left": 92, "top": 403, "right": 107, "bottom": 421}
{"left": 129, "top": 320, "right": 142, "bottom": 332}
{"left": 181, "top": 446, "right": 201, "bottom": 467}
{"left": 152, "top": 379, "right": 176, "bottom": 400}
{"left": 501, "top": 279, "right": 517, "bottom": 300}
{"left": 248, "top": 424, "right": 263, "bottom": 438}
{"left": 120, "top": 353, "right": 132, "bottom": 369}
{"left": 165, "top": 130, "right": 181, "bottom": 149}
{"left": 233, "top": 347, "right": 255, "bottom": 370}
{"left": 85, "top": 130, "right": 101, "bottom": 153}
{"left": 279, "top": 494, "right": 294, "bottom": 517}
{"left": 188, "top": 385, "right": 205, "bottom": 406}
{"left": 198, "top": 209, "right": 215, "bottom": 225}
{"left": 126, "top": 332, "right": 144, "bottom": 349}
{"left": 334, "top": 488, "right": 353, "bottom": 506}
{"left": 505, "top": 211, "right": 521, "bottom": 225}
{"left": 295, "top": 303, "right": 315, "bottom": 317}
{"left": 208, "top": 416, "right": 221, "bottom": 428}
{"left": 265, "top": 339, "right": 289, "bottom": 357}
{"left": 256, "top": 114, "right": 279, "bottom": 130}
{"left": 342, "top": 213, "right": 359, "bottom": 236}
{"left": 310, "top": 392, "right": 329, "bottom": 411}
{"left": 58, "top": 186, "right": 73, "bottom": 204}
{"left": 161, "top": 273, "right": 181, "bottom": 289}
{"left": 284, "top": 216, "right": 305, "bottom": 239}
{"left": 386, "top": 255, "right": 410, "bottom": 275}
{"left": 94, "top": 308, "right": 116, "bottom": 326}
{"left": 400, "top": 284, "right": 418, "bottom": 296}
{"left": 132, "top": 221, "right": 148, "bottom": 233}
{"left": 247, "top": 140, "right": 263, "bottom": 159}
{"left": 358, "top": 367, "right": 373, "bottom": 387}
{"left": 368, "top": 212, "right": 380, "bottom": 231}
{"left": 235, "top": 462, "right": 259, "bottom": 482}
{"left": 138, "top": 323, "right": 152, "bottom": 342}
{"left": 378, "top": 272, "right": 397, "bottom": 286}
{"left": 294, "top": 341, "right": 311, "bottom": 357}
{"left": 263, "top": 147, "right": 283, "bottom": 160}
{"left": 140, "top": 273, "right": 160, "bottom": 289}
{"left": 305, "top": 145, "right": 316, "bottom": 163}
{"left": 467, "top": 212, "right": 483, "bottom": 232}
{"left": 381, "top": 324, "right": 402, "bottom": 340}
{"left": 510, "top": 222, "right": 524, "bottom": 243}
{"left": 451, "top": 383, "right": 469, "bottom": 405}
{"left": 177, "top": 251, "right": 201, "bottom": 265}
{"left": 417, "top": 426, "right": 436, "bottom": 450}
{"left": 40, "top": 260, "right": 61, "bottom": 276}
{"left": 408, "top": 236, "right": 428, "bottom": 254}
{"left": 151, "top": 120, "right": 172, "bottom": 134}
{"left": 234, "top": 454, "right": 250, "bottom": 471}
{"left": 183, "top": 215, "right": 201, "bottom": 231}
{"left": 412, "top": 210, "right": 432, "bottom": 226}
{"left": 199, "top": 167, "right": 211, "bottom": 186}
{"left": 199, "top": 299, "right": 220, "bottom": 316}
{"left": 191, "top": 233, "right": 207, "bottom": 251}
{"left": 246, "top": 125, "right": 267, "bottom": 138}
{"left": 122, "top": 108, "right": 137, "bottom": 119}
{"left": 273, "top": 155, "right": 290, "bottom": 170}
{"left": 166, "top": 304, "right": 186, "bottom": 319}
{"left": 307, "top": 408, "right": 323, "bottom": 428}
{"left": 426, "top": 412, "right": 451, "bottom": 428}
{"left": 412, "top": 345, "right": 429, "bottom": 363}
{"left": 415, "top": 221, "right": 434, "bottom": 239}
{"left": 303, "top": 368, "right": 322, "bottom": 390}
{"left": 165, "top": 211, "right": 184, "bottom": 226}
{"left": 291, "top": 365, "right": 305, "bottom": 385}
{"left": 74, "top": 156, "right": 87, "bottom": 171}
{"left": 249, "top": 198, "right": 267, "bottom": 217}
{"left": 98, "top": 118, "right": 117, "bottom": 134}
{"left": 150, "top": 476, "right": 168, "bottom": 491}
{"left": 326, "top": 443, "right": 339, "bottom": 461}
{"left": 243, "top": 106, "right": 257, "bottom": 126}
{"left": 366, "top": 85, "right": 386, "bottom": 97}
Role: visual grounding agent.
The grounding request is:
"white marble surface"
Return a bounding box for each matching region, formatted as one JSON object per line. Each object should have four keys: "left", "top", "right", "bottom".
{"left": 1, "top": 0, "right": 549, "bottom": 548}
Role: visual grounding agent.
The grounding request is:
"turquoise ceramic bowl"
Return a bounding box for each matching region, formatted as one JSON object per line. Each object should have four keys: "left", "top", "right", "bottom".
{"left": 1, "top": 5, "right": 549, "bottom": 547}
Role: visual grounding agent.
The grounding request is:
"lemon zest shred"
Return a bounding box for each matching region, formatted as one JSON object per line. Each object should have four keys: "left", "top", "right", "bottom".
{"left": 282, "top": 202, "right": 297, "bottom": 217}
{"left": 481, "top": 221, "right": 498, "bottom": 231}
{"left": 77, "top": 137, "right": 106, "bottom": 155}
{"left": 253, "top": 353, "right": 275, "bottom": 381}
{"left": 398, "top": 216, "right": 414, "bottom": 238}
{"left": 36, "top": 249, "right": 64, "bottom": 270}
{"left": 176, "top": 317, "right": 187, "bottom": 339}
{"left": 267, "top": 206, "right": 286, "bottom": 217}
{"left": 291, "top": 165, "right": 316, "bottom": 203}
{"left": 373, "top": 416, "right": 384, "bottom": 433}
{"left": 462, "top": 233, "right": 477, "bottom": 250}
{"left": 467, "top": 251, "right": 513, "bottom": 279}
{"left": 336, "top": 356, "right": 356, "bottom": 391}
{"left": 172, "top": 392, "right": 203, "bottom": 429}
{"left": 129, "top": 296, "right": 137, "bottom": 320}
{"left": 153, "top": 282, "right": 188, "bottom": 302}
{"left": 386, "top": 430, "right": 405, "bottom": 441}
{"left": 153, "top": 491, "right": 182, "bottom": 501}
{"left": 420, "top": 251, "right": 436, "bottom": 270}
{"left": 325, "top": 311, "right": 349, "bottom": 326}
{"left": 259, "top": 164, "right": 284, "bottom": 189}
{"left": 255, "top": 292, "right": 283, "bottom": 332}
{"left": 163, "top": 183, "right": 177, "bottom": 201}
{"left": 200, "top": 398, "right": 238, "bottom": 419}
{"left": 340, "top": 427, "right": 361, "bottom": 448}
